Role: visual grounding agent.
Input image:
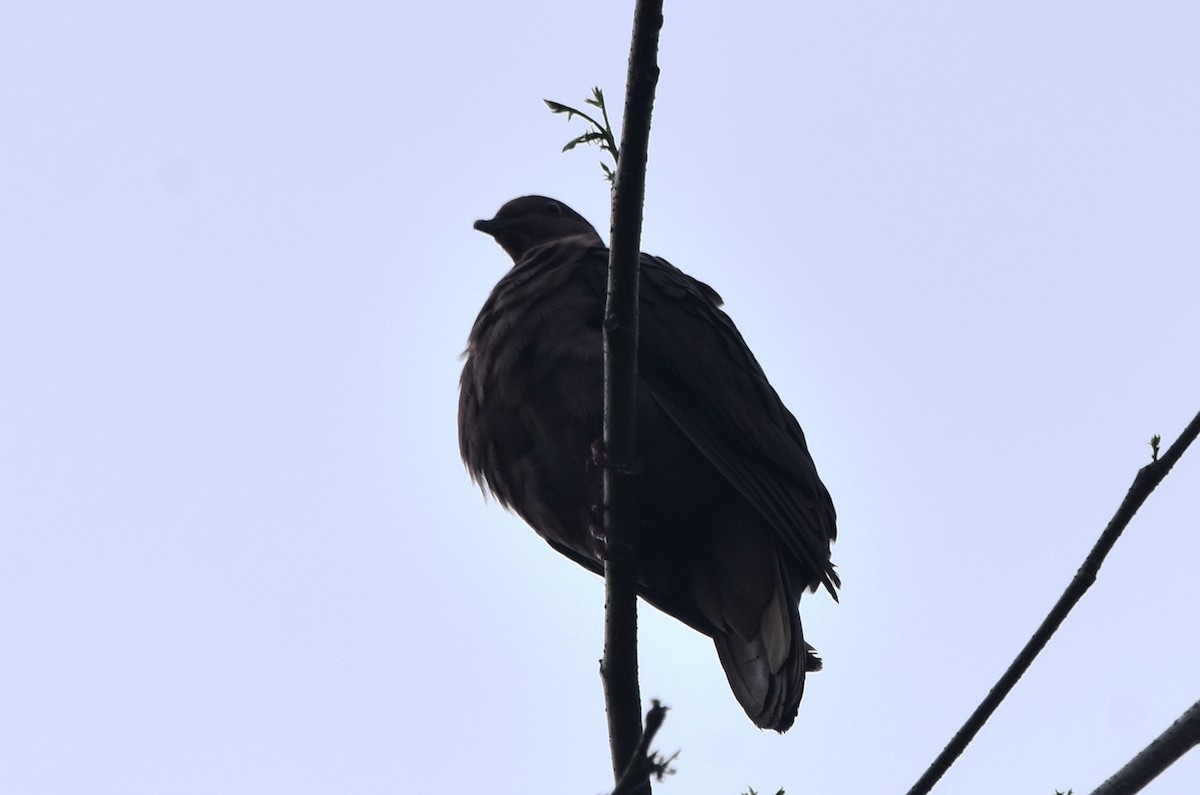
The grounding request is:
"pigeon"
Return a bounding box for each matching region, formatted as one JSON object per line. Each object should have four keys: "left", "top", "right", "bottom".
{"left": 459, "top": 196, "right": 838, "bottom": 731}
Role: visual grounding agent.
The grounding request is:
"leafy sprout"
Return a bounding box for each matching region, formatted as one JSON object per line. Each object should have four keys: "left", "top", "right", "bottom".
{"left": 545, "top": 87, "right": 619, "bottom": 183}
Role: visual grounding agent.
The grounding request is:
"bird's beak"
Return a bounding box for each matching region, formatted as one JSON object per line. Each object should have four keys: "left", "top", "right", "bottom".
{"left": 473, "top": 217, "right": 506, "bottom": 237}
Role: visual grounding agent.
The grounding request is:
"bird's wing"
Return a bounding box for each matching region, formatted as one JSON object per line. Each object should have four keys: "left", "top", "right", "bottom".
{"left": 629, "top": 253, "right": 839, "bottom": 596}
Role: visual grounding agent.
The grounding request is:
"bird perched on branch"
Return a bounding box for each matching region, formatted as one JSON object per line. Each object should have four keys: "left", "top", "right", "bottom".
{"left": 459, "top": 196, "right": 838, "bottom": 731}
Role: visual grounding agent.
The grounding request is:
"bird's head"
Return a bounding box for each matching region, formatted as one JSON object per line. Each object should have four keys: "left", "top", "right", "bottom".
{"left": 474, "top": 196, "right": 603, "bottom": 262}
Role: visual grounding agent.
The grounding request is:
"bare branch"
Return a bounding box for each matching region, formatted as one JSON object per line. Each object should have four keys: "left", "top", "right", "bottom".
{"left": 906, "top": 409, "right": 1200, "bottom": 795}
{"left": 1088, "top": 697, "right": 1200, "bottom": 795}
{"left": 599, "top": 1, "right": 664, "bottom": 794}
{"left": 611, "top": 702, "right": 674, "bottom": 795}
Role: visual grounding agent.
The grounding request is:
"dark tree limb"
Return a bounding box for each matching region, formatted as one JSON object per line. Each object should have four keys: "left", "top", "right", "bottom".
{"left": 1088, "top": 697, "right": 1200, "bottom": 795}
{"left": 600, "top": 1, "right": 664, "bottom": 794}
{"left": 906, "top": 409, "right": 1200, "bottom": 795}
{"left": 611, "top": 701, "right": 672, "bottom": 795}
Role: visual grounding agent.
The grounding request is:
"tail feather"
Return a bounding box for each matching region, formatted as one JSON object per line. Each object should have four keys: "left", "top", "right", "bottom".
{"left": 712, "top": 571, "right": 810, "bottom": 732}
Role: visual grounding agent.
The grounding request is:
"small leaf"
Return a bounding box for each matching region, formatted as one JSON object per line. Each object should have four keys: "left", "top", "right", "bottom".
{"left": 546, "top": 87, "right": 619, "bottom": 185}
{"left": 562, "top": 132, "right": 604, "bottom": 153}
{"left": 543, "top": 99, "right": 573, "bottom": 114}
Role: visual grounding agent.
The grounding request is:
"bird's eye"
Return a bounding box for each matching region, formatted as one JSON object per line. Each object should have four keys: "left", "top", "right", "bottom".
{"left": 545, "top": 201, "right": 563, "bottom": 217}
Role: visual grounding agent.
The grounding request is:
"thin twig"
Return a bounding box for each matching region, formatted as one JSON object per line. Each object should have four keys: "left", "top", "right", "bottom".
{"left": 611, "top": 702, "right": 672, "bottom": 795}
{"left": 906, "top": 409, "right": 1200, "bottom": 795}
{"left": 600, "top": 2, "right": 664, "bottom": 795}
{"left": 544, "top": 87, "right": 620, "bottom": 180}
{"left": 1088, "top": 697, "right": 1200, "bottom": 795}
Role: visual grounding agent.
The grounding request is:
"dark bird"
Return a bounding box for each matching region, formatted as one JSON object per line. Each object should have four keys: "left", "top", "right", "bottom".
{"left": 459, "top": 196, "right": 838, "bottom": 731}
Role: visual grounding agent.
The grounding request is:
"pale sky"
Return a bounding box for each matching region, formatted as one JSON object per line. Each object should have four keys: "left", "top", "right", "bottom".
{"left": 2, "top": 2, "right": 1198, "bottom": 794}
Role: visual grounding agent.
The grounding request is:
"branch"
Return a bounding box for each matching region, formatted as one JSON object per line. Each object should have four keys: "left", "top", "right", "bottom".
{"left": 600, "top": 1, "right": 664, "bottom": 794}
{"left": 906, "top": 409, "right": 1200, "bottom": 795}
{"left": 1088, "top": 697, "right": 1200, "bottom": 795}
{"left": 611, "top": 701, "right": 674, "bottom": 795}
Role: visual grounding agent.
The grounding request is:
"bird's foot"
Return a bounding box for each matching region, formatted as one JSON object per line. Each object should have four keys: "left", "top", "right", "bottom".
{"left": 589, "top": 438, "right": 643, "bottom": 475}
{"left": 588, "top": 504, "right": 610, "bottom": 560}
{"left": 588, "top": 504, "right": 637, "bottom": 562}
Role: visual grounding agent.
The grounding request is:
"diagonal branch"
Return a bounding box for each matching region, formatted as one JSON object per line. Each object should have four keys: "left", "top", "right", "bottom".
{"left": 906, "top": 409, "right": 1200, "bottom": 795}
{"left": 1088, "top": 697, "right": 1200, "bottom": 795}
{"left": 599, "top": 1, "right": 664, "bottom": 794}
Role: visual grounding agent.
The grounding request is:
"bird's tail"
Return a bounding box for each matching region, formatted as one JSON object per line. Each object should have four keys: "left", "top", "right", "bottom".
{"left": 712, "top": 571, "right": 816, "bottom": 732}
